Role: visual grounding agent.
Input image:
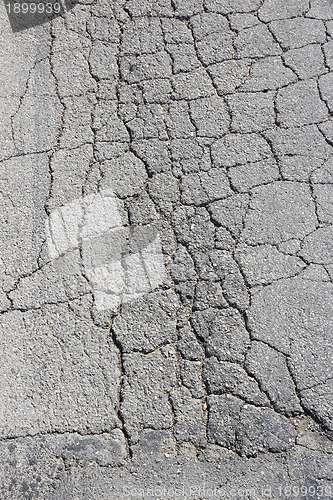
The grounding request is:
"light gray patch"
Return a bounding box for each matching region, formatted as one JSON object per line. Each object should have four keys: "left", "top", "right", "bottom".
{"left": 0, "top": 304, "right": 121, "bottom": 438}
{"left": 241, "top": 182, "right": 317, "bottom": 245}
{"left": 112, "top": 290, "right": 179, "bottom": 353}
{"left": 299, "top": 226, "right": 333, "bottom": 264}
{"left": 235, "top": 244, "right": 305, "bottom": 285}
{"left": 226, "top": 91, "right": 275, "bottom": 133}
{"left": 211, "top": 133, "right": 272, "bottom": 167}
{"left": 229, "top": 158, "right": 280, "bottom": 192}
{"left": 240, "top": 56, "right": 297, "bottom": 91}
{"left": 245, "top": 341, "right": 303, "bottom": 415}
{"left": 203, "top": 357, "right": 269, "bottom": 405}
{"left": 259, "top": 0, "right": 309, "bottom": 22}
{"left": 276, "top": 80, "right": 327, "bottom": 127}
{"left": 234, "top": 24, "right": 281, "bottom": 58}
{"left": 283, "top": 44, "right": 325, "bottom": 80}
{"left": 270, "top": 18, "right": 326, "bottom": 50}
{"left": 207, "top": 394, "right": 296, "bottom": 456}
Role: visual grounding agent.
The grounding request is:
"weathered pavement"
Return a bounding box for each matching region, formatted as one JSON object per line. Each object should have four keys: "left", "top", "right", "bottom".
{"left": 0, "top": 0, "right": 333, "bottom": 498}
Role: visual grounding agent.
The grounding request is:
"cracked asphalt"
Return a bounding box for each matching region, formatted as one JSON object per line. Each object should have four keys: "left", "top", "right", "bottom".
{"left": 0, "top": 0, "right": 333, "bottom": 498}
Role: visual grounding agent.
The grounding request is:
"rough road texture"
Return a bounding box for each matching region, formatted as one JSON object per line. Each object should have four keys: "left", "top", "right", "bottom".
{"left": 0, "top": 0, "right": 333, "bottom": 498}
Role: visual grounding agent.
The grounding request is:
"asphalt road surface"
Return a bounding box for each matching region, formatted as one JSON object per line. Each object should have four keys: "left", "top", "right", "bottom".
{"left": 0, "top": 0, "right": 333, "bottom": 498}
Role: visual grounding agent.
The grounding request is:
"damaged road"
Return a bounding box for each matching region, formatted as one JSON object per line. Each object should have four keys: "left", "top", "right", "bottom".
{"left": 0, "top": 0, "right": 333, "bottom": 498}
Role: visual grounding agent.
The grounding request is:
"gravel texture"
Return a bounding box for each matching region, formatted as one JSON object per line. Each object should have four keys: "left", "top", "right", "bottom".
{"left": 0, "top": 0, "right": 333, "bottom": 498}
